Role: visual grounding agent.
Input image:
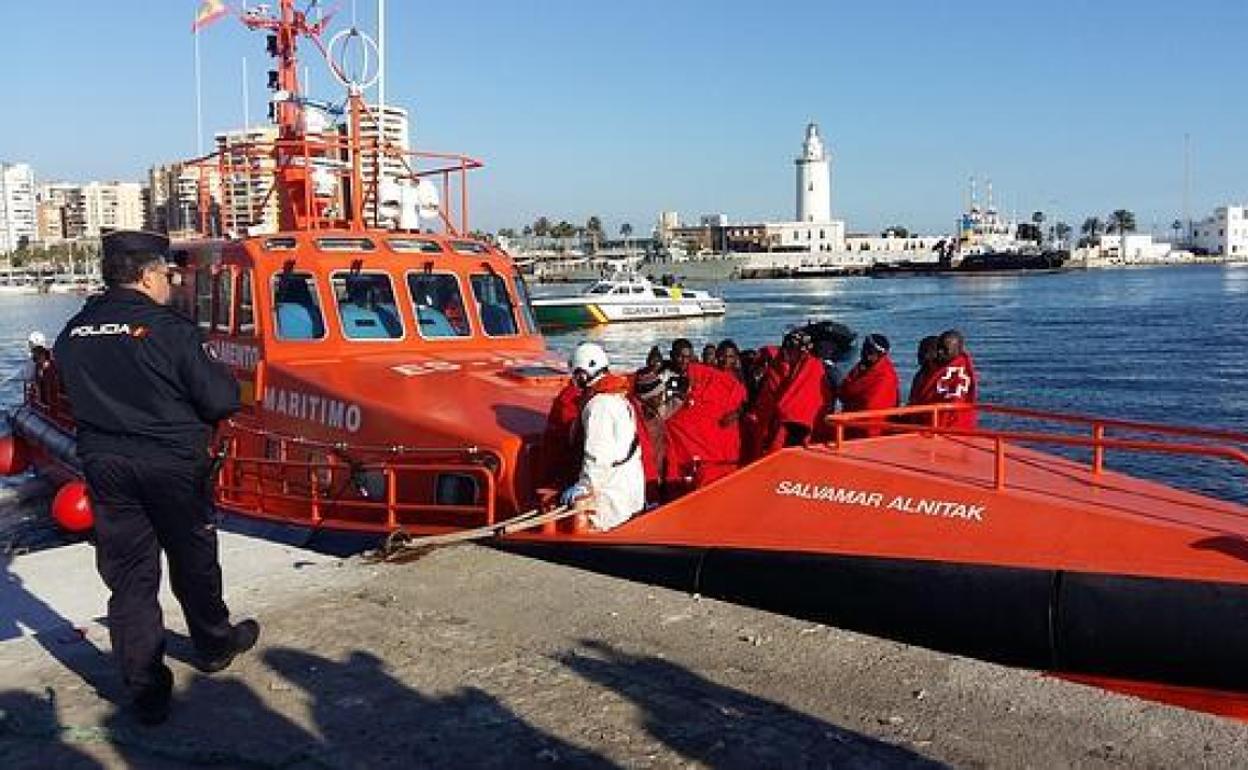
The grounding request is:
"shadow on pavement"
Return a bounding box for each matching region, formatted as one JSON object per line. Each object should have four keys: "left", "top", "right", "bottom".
{"left": 1, "top": 638, "right": 946, "bottom": 768}
{"left": 0, "top": 552, "right": 115, "bottom": 700}
{"left": 0, "top": 689, "right": 105, "bottom": 770}
{"left": 558, "top": 639, "right": 945, "bottom": 769}
{"left": 262, "top": 646, "right": 617, "bottom": 769}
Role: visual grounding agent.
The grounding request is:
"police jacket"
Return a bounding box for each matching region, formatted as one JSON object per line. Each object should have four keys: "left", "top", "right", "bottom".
{"left": 53, "top": 288, "right": 241, "bottom": 462}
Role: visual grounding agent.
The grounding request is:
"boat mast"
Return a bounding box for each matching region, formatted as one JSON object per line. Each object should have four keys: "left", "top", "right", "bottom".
{"left": 240, "top": 0, "right": 326, "bottom": 232}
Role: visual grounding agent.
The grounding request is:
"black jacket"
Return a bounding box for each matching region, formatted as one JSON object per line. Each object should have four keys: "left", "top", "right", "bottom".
{"left": 53, "top": 288, "right": 241, "bottom": 462}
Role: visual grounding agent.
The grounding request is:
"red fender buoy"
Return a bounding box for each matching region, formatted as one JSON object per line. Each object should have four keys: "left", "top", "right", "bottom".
{"left": 0, "top": 434, "right": 29, "bottom": 476}
{"left": 52, "top": 481, "right": 94, "bottom": 534}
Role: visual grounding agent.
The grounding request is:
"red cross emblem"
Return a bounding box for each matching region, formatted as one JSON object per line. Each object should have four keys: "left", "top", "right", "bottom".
{"left": 936, "top": 366, "right": 971, "bottom": 399}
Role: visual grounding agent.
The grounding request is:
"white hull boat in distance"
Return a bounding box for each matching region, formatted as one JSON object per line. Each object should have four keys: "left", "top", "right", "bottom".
{"left": 532, "top": 273, "right": 727, "bottom": 329}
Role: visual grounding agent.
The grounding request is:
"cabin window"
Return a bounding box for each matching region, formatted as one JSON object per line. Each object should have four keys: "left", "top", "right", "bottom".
{"left": 450, "top": 240, "right": 489, "bottom": 255}
{"left": 195, "top": 265, "right": 213, "bottom": 330}
{"left": 652, "top": 286, "right": 670, "bottom": 298}
{"left": 317, "top": 237, "right": 376, "bottom": 252}
{"left": 407, "top": 272, "right": 471, "bottom": 339}
{"left": 511, "top": 275, "right": 539, "bottom": 335}
{"left": 211, "top": 268, "right": 234, "bottom": 332}
{"left": 331, "top": 272, "right": 404, "bottom": 340}
{"left": 237, "top": 269, "right": 256, "bottom": 336}
{"left": 264, "top": 237, "right": 298, "bottom": 251}
{"left": 171, "top": 269, "right": 195, "bottom": 319}
{"left": 389, "top": 238, "right": 444, "bottom": 254}
{"left": 469, "top": 273, "right": 519, "bottom": 336}
{"left": 271, "top": 272, "right": 326, "bottom": 341}
{"left": 587, "top": 283, "right": 612, "bottom": 295}
{"left": 630, "top": 285, "right": 646, "bottom": 294}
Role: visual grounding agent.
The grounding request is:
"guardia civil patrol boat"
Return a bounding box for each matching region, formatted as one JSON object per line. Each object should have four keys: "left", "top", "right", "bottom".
{"left": 3, "top": 0, "right": 1248, "bottom": 721}
{"left": 530, "top": 271, "right": 726, "bottom": 329}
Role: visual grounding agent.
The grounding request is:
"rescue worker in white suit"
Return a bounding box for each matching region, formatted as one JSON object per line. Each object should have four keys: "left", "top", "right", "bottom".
{"left": 559, "top": 342, "right": 646, "bottom": 531}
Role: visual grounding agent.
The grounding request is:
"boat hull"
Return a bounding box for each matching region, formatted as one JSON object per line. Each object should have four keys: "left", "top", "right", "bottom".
{"left": 533, "top": 299, "right": 726, "bottom": 329}
{"left": 502, "top": 541, "right": 1248, "bottom": 693}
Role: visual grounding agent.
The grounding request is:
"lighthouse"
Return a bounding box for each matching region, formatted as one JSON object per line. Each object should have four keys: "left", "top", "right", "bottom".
{"left": 795, "top": 122, "right": 831, "bottom": 223}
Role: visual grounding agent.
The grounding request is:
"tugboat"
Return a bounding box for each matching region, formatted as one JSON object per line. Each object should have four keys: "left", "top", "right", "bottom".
{"left": 531, "top": 271, "right": 726, "bottom": 329}
{"left": 2, "top": 1, "right": 1247, "bottom": 720}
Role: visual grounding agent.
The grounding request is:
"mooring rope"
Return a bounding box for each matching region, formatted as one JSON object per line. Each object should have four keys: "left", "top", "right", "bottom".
{"left": 369, "top": 505, "right": 579, "bottom": 563}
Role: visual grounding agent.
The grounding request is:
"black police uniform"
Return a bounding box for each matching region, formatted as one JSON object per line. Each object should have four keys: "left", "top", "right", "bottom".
{"left": 53, "top": 237, "right": 241, "bottom": 704}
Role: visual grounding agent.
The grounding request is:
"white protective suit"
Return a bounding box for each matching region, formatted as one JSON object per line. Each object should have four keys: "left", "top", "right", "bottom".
{"left": 577, "top": 390, "right": 645, "bottom": 530}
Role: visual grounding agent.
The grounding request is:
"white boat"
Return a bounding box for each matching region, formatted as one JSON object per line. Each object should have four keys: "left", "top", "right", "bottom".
{"left": 531, "top": 273, "right": 726, "bottom": 328}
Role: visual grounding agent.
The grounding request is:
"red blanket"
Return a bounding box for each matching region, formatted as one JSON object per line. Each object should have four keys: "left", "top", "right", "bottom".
{"left": 910, "top": 352, "right": 978, "bottom": 429}
{"left": 751, "top": 352, "right": 830, "bottom": 455}
{"left": 666, "top": 362, "right": 747, "bottom": 489}
{"left": 837, "top": 356, "right": 901, "bottom": 438}
{"left": 539, "top": 382, "right": 584, "bottom": 487}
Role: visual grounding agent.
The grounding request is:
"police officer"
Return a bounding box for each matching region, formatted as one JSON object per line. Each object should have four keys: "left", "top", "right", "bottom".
{"left": 53, "top": 230, "right": 258, "bottom": 725}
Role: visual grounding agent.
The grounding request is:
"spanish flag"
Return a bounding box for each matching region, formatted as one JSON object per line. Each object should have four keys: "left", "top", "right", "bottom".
{"left": 192, "top": 0, "right": 228, "bottom": 32}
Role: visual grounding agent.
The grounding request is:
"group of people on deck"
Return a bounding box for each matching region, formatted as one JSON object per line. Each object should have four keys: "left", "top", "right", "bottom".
{"left": 541, "top": 327, "right": 978, "bottom": 532}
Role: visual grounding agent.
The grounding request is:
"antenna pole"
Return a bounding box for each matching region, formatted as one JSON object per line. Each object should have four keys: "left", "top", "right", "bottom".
{"left": 194, "top": 30, "right": 204, "bottom": 155}
{"left": 1183, "top": 132, "right": 1191, "bottom": 242}
{"left": 242, "top": 57, "right": 250, "bottom": 130}
{"left": 377, "top": 0, "right": 386, "bottom": 116}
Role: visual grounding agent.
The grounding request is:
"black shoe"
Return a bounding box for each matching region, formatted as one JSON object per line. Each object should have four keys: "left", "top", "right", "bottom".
{"left": 131, "top": 665, "right": 173, "bottom": 726}
{"left": 194, "top": 619, "right": 260, "bottom": 674}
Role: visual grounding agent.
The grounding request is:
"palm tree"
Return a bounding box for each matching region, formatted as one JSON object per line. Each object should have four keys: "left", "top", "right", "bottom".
{"left": 533, "top": 217, "right": 551, "bottom": 237}
{"left": 1081, "top": 217, "right": 1102, "bottom": 237}
{"left": 1108, "top": 209, "right": 1136, "bottom": 234}
{"left": 1171, "top": 219, "right": 1184, "bottom": 243}
{"left": 620, "top": 222, "right": 634, "bottom": 252}
{"left": 1055, "top": 222, "right": 1072, "bottom": 245}
{"left": 522, "top": 224, "right": 533, "bottom": 237}
{"left": 585, "top": 216, "right": 603, "bottom": 250}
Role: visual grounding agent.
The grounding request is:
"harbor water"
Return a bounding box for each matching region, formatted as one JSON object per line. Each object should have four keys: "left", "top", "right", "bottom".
{"left": 2, "top": 265, "right": 1246, "bottom": 549}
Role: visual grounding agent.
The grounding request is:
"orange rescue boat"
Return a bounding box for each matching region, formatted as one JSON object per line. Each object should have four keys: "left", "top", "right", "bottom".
{"left": 4, "top": 0, "right": 1248, "bottom": 719}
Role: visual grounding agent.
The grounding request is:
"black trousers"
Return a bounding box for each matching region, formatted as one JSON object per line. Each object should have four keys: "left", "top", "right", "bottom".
{"left": 82, "top": 453, "right": 232, "bottom": 699}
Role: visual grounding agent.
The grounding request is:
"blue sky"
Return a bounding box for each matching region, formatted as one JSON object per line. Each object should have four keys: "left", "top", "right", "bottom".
{"left": 2, "top": 1, "right": 1244, "bottom": 235}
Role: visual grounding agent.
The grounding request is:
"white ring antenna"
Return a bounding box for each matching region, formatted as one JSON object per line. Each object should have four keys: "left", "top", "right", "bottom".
{"left": 326, "top": 27, "right": 380, "bottom": 91}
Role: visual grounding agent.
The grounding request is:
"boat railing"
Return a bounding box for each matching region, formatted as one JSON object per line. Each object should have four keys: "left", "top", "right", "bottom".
{"left": 214, "top": 422, "right": 499, "bottom": 533}
{"left": 25, "top": 369, "right": 75, "bottom": 430}
{"left": 182, "top": 126, "right": 482, "bottom": 237}
{"left": 824, "top": 403, "right": 1248, "bottom": 493}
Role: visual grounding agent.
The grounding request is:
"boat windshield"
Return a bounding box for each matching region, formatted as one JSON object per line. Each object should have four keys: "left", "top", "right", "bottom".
{"left": 470, "top": 273, "right": 519, "bottom": 336}
{"left": 331, "top": 272, "right": 404, "bottom": 340}
{"left": 407, "top": 272, "right": 471, "bottom": 338}
{"left": 511, "top": 275, "right": 539, "bottom": 334}
{"left": 272, "top": 272, "right": 327, "bottom": 340}
{"left": 587, "top": 282, "right": 613, "bottom": 295}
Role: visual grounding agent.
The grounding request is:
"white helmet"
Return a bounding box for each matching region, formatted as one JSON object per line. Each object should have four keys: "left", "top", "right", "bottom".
{"left": 27, "top": 331, "right": 47, "bottom": 349}
{"left": 569, "top": 342, "right": 609, "bottom": 380}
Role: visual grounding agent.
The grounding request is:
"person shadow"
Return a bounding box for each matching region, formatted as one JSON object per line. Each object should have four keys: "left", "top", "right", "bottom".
{"left": 263, "top": 646, "right": 617, "bottom": 769}
{"left": 0, "top": 552, "right": 115, "bottom": 701}
{"left": 0, "top": 689, "right": 105, "bottom": 769}
{"left": 557, "top": 639, "right": 945, "bottom": 769}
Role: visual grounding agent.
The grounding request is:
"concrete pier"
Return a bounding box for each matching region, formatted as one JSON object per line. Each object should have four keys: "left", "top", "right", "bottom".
{"left": 2, "top": 534, "right": 1247, "bottom": 768}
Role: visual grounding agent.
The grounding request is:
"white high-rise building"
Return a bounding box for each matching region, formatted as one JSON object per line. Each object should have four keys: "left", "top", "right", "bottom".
{"left": 80, "top": 181, "right": 145, "bottom": 237}
{"left": 1193, "top": 205, "right": 1248, "bottom": 258}
{"left": 215, "top": 126, "right": 281, "bottom": 235}
{"left": 795, "top": 123, "right": 831, "bottom": 224}
{"left": 343, "top": 104, "right": 412, "bottom": 225}
{"left": 0, "top": 163, "right": 38, "bottom": 254}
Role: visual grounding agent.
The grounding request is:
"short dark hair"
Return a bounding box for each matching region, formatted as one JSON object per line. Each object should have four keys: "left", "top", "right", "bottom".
{"left": 102, "top": 251, "right": 163, "bottom": 287}
{"left": 671, "top": 338, "right": 693, "bottom": 355}
{"left": 100, "top": 230, "right": 170, "bottom": 287}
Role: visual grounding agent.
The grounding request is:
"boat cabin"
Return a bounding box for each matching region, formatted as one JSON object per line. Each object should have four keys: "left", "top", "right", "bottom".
{"left": 149, "top": 230, "right": 567, "bottom": 536}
